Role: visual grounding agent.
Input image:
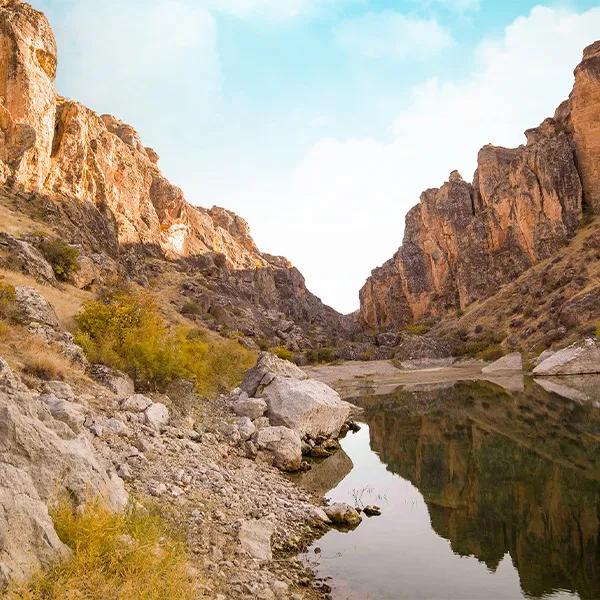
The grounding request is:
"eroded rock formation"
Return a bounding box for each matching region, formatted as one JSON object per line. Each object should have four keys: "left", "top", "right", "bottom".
{"left": 360, "top": 41, "right": 600, "bottom": 330}
{"left": 0, "top": 0, "right": 349, "bottom": 349}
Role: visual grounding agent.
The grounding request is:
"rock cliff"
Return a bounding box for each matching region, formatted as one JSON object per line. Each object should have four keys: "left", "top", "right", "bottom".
{"left": 0, "top": 0, "right": 349, "bottom": 349}
{"left": 360, "top": 41, "right": 600, "bottom": 330}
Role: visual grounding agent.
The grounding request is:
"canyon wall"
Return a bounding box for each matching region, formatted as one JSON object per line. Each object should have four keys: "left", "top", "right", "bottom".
{"left": 360, "top": 41, "right": 600, "bottom": 330}
{"left": 0, "top": 0, "right": 349, "bottom": 347}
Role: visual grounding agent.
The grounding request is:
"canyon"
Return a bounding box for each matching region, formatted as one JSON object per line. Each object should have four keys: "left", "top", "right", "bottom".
{"left": 360, "top": 41, "right": 600, "bottom": 339}
{"left": 0, "top": 0, "right": 350, "bottom": 354}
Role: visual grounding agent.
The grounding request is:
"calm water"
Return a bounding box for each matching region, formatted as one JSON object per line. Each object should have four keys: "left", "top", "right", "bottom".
{"left": 299, "top": 378, "right": 600, "bottom": 600}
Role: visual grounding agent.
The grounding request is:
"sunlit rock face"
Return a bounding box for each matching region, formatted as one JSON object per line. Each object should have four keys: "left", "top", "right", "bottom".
{"left": 0, "top": 1, "right": 350, "bottom": 346}
{"left": 361, "top": 382, "right": 600, "bottom": 599}
{"left": 360, "top": 42, "right": 600, "bottom": 330}
{"left": 0, "top": 0, "right": 57, "bottom": 190}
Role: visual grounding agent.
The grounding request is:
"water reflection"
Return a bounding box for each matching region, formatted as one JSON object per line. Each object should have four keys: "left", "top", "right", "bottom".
{"left": 303, "top": 378, "right": 600, "bottom": 600}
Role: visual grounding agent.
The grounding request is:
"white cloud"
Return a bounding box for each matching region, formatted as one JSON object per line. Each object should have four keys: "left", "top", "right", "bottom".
{"left": 250, "top": 5, "right": 600, "bottom": 313}
{"left": 40, "top": 0, "right": 220, "bottom": 144}
{"left": 334, "top": 11, "right": 454, "bottom": 60}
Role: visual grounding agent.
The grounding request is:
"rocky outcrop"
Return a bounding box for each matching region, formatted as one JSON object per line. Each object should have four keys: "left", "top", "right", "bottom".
{"left": 533, "top": 338, "right": 600, "bottom": 375}
{"left": 0, "top": 359, "right": 126, "bottom": 587}
{"left": 262, "top": 377, "right": 351, "bottom": 438}
{"left": 360, "top": 42, "right": 600, "bottom": 330}
{"left": 0, "top": 0, "right": 348, "bottom": 350}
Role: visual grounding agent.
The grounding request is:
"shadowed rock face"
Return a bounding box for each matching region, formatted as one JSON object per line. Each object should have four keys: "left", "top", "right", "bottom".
{"left": 360, "top": 41, "right": 600, "bottom": 330}
{"left": 360, "top": 381, "right": 600, "bottom": 599}
{"left": 0, "top": 0, "right": 349, "bottom": 346}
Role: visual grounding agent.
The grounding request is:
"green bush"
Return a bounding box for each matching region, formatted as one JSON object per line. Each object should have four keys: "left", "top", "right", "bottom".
{"left": 75, "top": 291, "right": 255, "bottom": 396}
{"left": 596, "top": 323, "right": 600, "bottom": 340}
{"left": 456, "top": 330, "right": 505, "bottom": 359}
{"left": 403, "top": 323, "right": 430, "bottom": 336}
{"left": 39, "top": 238, "right": 79, "bottom": 281}
{"left": 272, "top": 346, "right": 295, "bottom": 362}
{"left": 0, "top": 277, "right": 16, "bottom": 321}
{"left": 306, "top": 347, "right": 336, "bottom": 364}
{"left": 180, "top": 300, "right": 203, "bottom": 316}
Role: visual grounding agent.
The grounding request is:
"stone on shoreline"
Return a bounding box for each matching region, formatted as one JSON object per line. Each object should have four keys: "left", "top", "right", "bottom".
{"left": 481, "top": 352, "right": 523, "bottom": 374}
{"left": 533, "top": 338, "right": 600, "bottom": 376}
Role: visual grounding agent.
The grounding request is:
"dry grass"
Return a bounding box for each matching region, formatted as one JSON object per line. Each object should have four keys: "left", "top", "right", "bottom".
{"left": 0, "top": 322, "right": 81, "bottom": 384}
{"left": 7, "top": 499, "right": 196, "bottom": 600}
{"left": 0, "top": 268, "right": 92, "bottom": 330}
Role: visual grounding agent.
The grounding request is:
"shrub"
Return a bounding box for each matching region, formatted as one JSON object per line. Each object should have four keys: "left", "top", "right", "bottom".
{"left": 456, "top": 330, "right": 506, "bottom": 359}
{"left": 596, "top": 323, "right": 600, "bottom": 340}
{"left": 272, "top": 346, "right": 294, "bottom": 362}
{"left": 306, "top": 347, "right": 336, "bottom": 364}
{"left": 181, "top": 300, "right": 203, "bottom": 316}
{"left": 403, "top": 323, "right": 430, "bottom": 336}
{"left": 39, "top": 238, "right": 79, "bottom": 281}
{"left": 8, "top": 499, "right": 195, "bottom": 599}
{"left": 75, "top": 290, "right": 255, "bottom": 395}
{"left": 0, "top": 277, "right": 16, "bottom": 321}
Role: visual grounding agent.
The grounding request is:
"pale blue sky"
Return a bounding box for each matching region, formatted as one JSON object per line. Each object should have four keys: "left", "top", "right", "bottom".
{"left": 35, "top": 0, "right": 600, "bottom": 312}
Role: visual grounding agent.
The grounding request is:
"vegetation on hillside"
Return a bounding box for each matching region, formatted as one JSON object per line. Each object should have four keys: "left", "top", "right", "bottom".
{"left": 38, "top": 238, "right": 80, "bottom": 281}
{"left": 8, "top": 500, "right": 195, "bottom": 600}
{"left": 74, "top": 289, "right": 255, "bottom": 396}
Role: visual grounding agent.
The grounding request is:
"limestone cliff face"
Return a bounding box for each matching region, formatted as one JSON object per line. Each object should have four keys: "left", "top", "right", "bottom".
{"left": 0, "top": 0, "right": 348, "bottom": 346}
{"left": 360, "top": 42, "right": 599, "bottom": 330}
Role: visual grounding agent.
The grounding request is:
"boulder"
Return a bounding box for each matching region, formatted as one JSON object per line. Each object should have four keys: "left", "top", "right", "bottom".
{"left": 261, "top": 377, "right": 351, "bottom": 438}
{"left": 14, "top": 286, "right": 60, "bottom": 329}
{"left": 0, "top": 360, "right": 127, "bottom": 587}
{"left": 0, "top": 464, "right": 70, "bottom": 589}
{"left": 120, "top": 393, "right": 152, "bottom": 412}
{"left": 89, "top": 364, "right": 135, "bottom": 397}
{"left": 144, "top": 402, "right": 170, "bottom": 430}
{"left": 533, "top": 338, "right": 600, "bottom": 376}
{"left": 0, "top": 234, "right": 55, "bottom": 283}
{"left": 236, "top": 417, "right": 256, "bottom": 441}
{"left": 39, "top": 393, "right": 86, "bottom": 433}
{"left": 481, "top": 352, "right": 523, "bottom": 373}
{"left": 241, "top": 352, "right": 307, "bottom": 397}
{"left": 255, "top": 426, "right": 302, "bottom": 472}
{"left": 233, "top": 394, "right": 267, "bottom": 420}
{"left": 238, "top": 518, "right": 274, "bottom": 561}
{"left": 324, "top": 503, "right": 362, "bottom": 528}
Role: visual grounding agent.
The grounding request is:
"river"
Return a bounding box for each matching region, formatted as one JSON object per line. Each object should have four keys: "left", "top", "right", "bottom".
{"left": 298, "top": 370, "right": 600, "bottom": 600}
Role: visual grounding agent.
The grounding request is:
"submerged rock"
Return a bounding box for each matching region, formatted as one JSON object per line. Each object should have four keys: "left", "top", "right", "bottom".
{"left": 324, "top": 503, "right": 362, "bottom": 528}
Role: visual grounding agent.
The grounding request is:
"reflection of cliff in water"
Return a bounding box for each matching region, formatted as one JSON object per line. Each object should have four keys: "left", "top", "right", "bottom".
{"left": 357, "top": 380, "right": 600, "bottom": 599}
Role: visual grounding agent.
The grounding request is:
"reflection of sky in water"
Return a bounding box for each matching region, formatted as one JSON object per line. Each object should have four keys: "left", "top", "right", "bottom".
{"left": 304, "top": 424, "right": 582, "bottom": 600}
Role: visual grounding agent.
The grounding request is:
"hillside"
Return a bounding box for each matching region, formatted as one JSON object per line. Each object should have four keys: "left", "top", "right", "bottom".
{"left": 0, "top": 0, "right": 350, "bottom": 352}
{"left": 360, "top": 41, "right": 600, "bottom": 345}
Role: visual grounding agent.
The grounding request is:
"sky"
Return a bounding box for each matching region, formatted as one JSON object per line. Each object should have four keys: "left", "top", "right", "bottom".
{"left": 34, "top": 0, "right": 600, "bottom": 314}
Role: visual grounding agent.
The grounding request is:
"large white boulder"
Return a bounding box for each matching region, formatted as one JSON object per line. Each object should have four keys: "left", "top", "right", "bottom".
{"left": 481, "top": 352, "right": 523, "bottom": 374}
{"left": 241, "top": 352, "right": 307, "bottom": 397}
{"left": 255, "top": 426, "right": 302, "bottom": 472}
{"left": 533, "top": 338, "right": 600, "bottom": 376}
{"left": 261, "top": 377, "right": 351, "bottom": 438}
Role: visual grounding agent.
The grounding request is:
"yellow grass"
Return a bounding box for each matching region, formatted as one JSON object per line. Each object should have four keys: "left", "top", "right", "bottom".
{"left": 7, "top": 500, "right": 196, "bottom": 600}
